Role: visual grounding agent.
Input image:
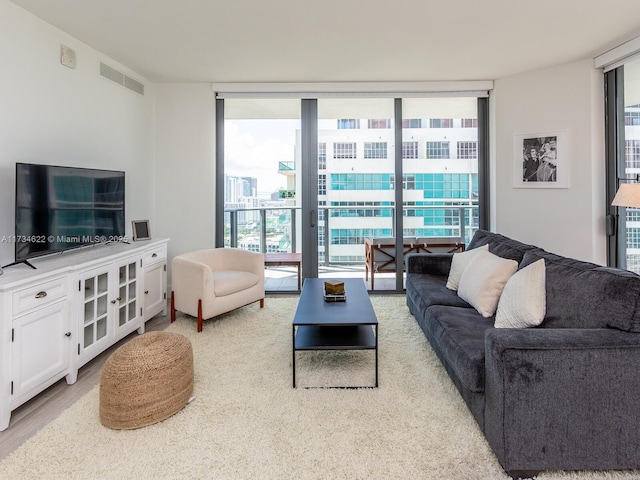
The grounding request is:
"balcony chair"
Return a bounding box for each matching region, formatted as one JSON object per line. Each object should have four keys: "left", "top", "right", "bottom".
{"left": 365, "top": 236, "right": 465, "bottom": 290}
{"left": 171, "top": 248, "right": 265, "bottom": 332}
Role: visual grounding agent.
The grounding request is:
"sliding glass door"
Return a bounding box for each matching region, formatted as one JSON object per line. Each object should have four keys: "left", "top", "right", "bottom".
{"left": 222, "top": 99, "right": 302, "bottom": 291}
{"left": 316, "top": 98, "right": 397, "bottom": 289}
{"left": 401, "top": 98, "right": 479, "bottom": 244}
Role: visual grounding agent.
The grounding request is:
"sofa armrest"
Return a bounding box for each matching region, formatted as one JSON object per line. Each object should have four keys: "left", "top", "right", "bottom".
{"left": 487, "top": 327, "right": 640, "bottom": 352}
{"left": 172, "top": 256, "right": 216, "bottom": 314}
{"left": 484, "top": 327, "right": 640, "bottom": 472}
{"left": 405, "top": 253, "right": 453, "bottom": 276}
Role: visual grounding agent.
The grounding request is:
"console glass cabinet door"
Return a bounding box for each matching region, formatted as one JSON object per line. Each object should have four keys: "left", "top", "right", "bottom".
{"left": 77, "top": 255, "right": 143, "bottom": 367}
{"left": 79, "top": 265, "right": 111, "bottom": 364}
{"left": 116, "top": 259, "right": 139, "bottom": 335}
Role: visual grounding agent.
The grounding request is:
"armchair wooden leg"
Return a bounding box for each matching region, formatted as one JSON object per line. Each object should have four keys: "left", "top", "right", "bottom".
{"left": 170, "top": 291, "right": 176, "bottom": 323}
{"left": 260, "top": 298, "right": 264, "bottom": 308}
{"left": 197, "top": 299, "right": 203, "bottom": 333}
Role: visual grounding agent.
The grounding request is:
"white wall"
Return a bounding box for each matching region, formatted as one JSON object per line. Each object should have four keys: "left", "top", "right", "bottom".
{"left": 0, "top": 0, "right": 155, "bottom": 266}
{"left": 153, "top": 84, "right": 215, "bottom": 280}
{"left": 492, "top": 59, "right": 606, "bottom": 263}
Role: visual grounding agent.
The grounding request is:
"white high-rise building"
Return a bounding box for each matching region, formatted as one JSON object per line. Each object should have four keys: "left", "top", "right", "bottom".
{"left": 289, "top": 117, "right": 479, "bottom": 264}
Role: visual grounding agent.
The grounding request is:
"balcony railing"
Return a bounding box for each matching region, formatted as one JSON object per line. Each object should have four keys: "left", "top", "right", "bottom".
{"left": 278, "top": 161, "right": 295, "bottom": 173}
{"left": 224, "top": 204, "right": 479, "bottom": 264}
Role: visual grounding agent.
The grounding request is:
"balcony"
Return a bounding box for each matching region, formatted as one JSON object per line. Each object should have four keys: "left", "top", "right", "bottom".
{"left": 278, "top": 161, "right": 295, "bottom": 175}
{"left": 224, "top": 204, "right": 479, "bottom": 292}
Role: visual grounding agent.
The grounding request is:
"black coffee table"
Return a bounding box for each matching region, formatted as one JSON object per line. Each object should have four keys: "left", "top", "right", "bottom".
{"left": 292, "top": 278, "right": 378, "bottom": 388}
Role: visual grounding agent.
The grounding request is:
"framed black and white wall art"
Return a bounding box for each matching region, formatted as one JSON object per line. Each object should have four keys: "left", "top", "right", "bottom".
{"left": 513, "top": 130, "right": 569, "bottom": 188}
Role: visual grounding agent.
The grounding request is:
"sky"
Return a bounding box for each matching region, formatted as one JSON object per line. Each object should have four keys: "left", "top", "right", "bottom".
{"left": 224, "top": 120, "right": 299, "bottom": 195}
{"left": 224, "top": 118, "right": 337, "bottom": 195}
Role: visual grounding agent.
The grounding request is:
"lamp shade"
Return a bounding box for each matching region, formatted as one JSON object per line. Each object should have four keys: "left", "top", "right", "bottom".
{"left": 612, "top": 183, "right": 640, "bottom": 208}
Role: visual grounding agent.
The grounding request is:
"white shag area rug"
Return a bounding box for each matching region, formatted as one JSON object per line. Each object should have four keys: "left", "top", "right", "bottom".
{"left": 1, "top": 296, "right": 639, "bottom": 480}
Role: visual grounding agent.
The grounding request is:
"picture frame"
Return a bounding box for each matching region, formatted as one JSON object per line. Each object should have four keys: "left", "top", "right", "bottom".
{"left": 131, "top": 220, "right": 151, "bottom": 241}
{"left": 513, "top": 130, "right": 569, "bottom": 188}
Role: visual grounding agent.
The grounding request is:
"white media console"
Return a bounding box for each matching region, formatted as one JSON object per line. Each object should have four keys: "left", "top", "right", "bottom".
{"left": 0, "top": 238, "right": 169, "bottom": 431}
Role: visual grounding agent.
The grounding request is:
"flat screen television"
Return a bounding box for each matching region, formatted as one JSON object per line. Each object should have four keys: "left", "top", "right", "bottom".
{"left": 13, "top": 163, "right": 125, "bottom": 267}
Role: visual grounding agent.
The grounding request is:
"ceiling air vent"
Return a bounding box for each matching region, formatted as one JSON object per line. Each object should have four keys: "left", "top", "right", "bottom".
{"left": 99, "top": 61, "right": 145, "bottom": 96}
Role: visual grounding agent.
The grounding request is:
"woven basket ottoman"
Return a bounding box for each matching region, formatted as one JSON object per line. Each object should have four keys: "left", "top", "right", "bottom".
{"left": 99, "top": 331, "right": 194, "bottom": 429}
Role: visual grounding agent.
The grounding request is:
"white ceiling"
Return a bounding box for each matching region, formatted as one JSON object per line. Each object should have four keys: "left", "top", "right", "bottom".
{"left": 9, "top": 0, "right": 640, "bottom": 84}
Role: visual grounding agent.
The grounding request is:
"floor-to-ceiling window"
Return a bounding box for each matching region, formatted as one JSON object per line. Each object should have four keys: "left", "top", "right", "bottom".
{"left": 606, "top": 57, "right": 640, "bottom": 272}
{"left": 622, "top": 59, "right": 640, "bottom": 272}
{"left": 216, "top": 91, "right": 488, "bottom": 292}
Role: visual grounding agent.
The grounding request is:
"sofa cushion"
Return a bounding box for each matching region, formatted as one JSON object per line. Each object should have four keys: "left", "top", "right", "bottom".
{"left": 446, "top": 244, "right": 489, "bottom": 291}
{"left": 212, "top": 271, "right": 259, "bottom": 297}
{"left": 467, "top": 229, "right": 538, "bottom": 263}
{"left": 495, "top": 259, "right": 546, "bottom": 328}
{"left": 458, "top": 250, "right": 518, "bottom": 318}
{"left": 406, "top": 273, "right": 473, "bottom": 320}
{"left": 425, "top": 305, "right": 493, "bottom": 393}
{"left": 520, "top": 250, "right": 640, "bottom": 331}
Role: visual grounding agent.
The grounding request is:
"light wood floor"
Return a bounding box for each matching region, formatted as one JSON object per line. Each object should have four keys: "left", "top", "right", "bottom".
{"left": 0, "top": 309, "right": 172, "bottom": 462}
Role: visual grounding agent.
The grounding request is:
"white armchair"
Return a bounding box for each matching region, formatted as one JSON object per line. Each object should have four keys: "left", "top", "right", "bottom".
{"left": 170, "top": 248, "right": 265, "bottom": 332}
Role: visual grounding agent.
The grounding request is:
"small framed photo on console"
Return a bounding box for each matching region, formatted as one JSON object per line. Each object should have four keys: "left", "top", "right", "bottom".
{"left": 131, "top": 220, "right": 151, "bottom": 241}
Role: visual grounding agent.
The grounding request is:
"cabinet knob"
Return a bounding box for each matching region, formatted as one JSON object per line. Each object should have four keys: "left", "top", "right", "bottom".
{"left": 145, "top": 290, "right": 149, "bottom": 295}
{"left": 35, "top": 291, "right": 47, "bottom": 299}
{"left": 65, "top": 332, "right": 71, "bottom": 337}
{"left": 111, "top": 297, "right": 122, "bottom": 304}
{"left": 152, "top": 253, "right": 157, "bottom": 258}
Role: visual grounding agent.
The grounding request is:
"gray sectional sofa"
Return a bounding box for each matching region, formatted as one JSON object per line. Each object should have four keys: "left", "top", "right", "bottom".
{"left": 405, "top": 229, "right": 640, "bottom": 478}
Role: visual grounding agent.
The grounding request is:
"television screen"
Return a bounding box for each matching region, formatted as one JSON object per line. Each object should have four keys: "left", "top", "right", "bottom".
{"left": 15, "top": 163, "right": 125, "bottom": 262}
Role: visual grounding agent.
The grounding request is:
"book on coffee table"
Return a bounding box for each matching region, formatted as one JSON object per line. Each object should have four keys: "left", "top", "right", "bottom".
{"left": 324, "top": 292, "right": 347, "bottom": 302}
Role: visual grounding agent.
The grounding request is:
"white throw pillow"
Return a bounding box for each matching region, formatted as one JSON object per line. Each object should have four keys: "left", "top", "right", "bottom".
{"left": 446, "top": 244, "right": 489, "bottom": 291}
{"left": 495, "top": 259, "right": 546, "bottom": 328}
{"left": 457, "top": 250, "right": 518, "bottom": 318}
